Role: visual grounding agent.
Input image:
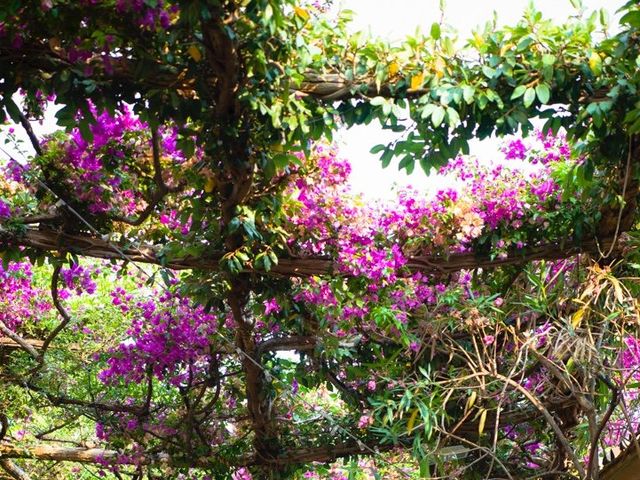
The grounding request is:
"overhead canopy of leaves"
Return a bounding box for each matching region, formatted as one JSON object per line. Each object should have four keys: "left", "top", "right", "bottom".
{"left": 1, "top": 0, "right": 640, "bottom": 479}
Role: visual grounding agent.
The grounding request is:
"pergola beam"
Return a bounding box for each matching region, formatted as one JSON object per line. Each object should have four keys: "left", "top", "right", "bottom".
{"left": 0, "top": 227, "right": 622, "bottom": 277}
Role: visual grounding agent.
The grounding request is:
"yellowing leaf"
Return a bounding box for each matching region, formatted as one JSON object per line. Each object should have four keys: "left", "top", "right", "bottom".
{"left": 410, "top": 72, "right": 425, "bottom": 90}
{"left": 499, "top": 42, "right": 514, "bottom": 57}
{"left": 388, "top": 61, "right": 399, "bottom": 76}
{"left": 188, "top": 45, "right": 202, "bottom": 62}
{"left": 434, "top": 57, "right": 446, "bottom": 79}
{"left": 572, "top": 305, "right": 588, "bottom": 328}
{"left": 589, "top": 51, "right": 602, "bottom": 75}
{"left": 406, "top": 408, "right": 419, "bottom": 433}
{"left": 478, "top": 409, "right": 487, "bottom": 435}
{"left": 294, "top": 6, "right": 310, "bottom": 20}
{"left": 464, "top": 391, "right": 477, "bottom": 415}
{"left": 472, "top": 31, "right": 485, "bottom": 49}
{"left": 204, "top": 177, "right": 216, "bottom": 193}
{"left": 610, "top": 277, "right": 624, "bottom": 303}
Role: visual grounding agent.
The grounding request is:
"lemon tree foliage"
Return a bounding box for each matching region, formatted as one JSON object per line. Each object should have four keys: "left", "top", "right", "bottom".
{"left": 1, "top": 1, "right": 640, "bottom": 479}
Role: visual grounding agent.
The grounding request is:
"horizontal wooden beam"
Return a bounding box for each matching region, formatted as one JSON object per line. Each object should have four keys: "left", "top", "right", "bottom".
{"left": 0, "top": 227, "right": 623, "bottom": 277}
{"left": 600, "top": 441, "right": 640, "bottom": 480}
{"left": 0, "top": 441, "right": 392, "bottom": 469}
{"left": 0, "top": 43, "right": 410, "bottom": 103}
{"left": 0, "top": 338, "right": 43, "bottom": 351}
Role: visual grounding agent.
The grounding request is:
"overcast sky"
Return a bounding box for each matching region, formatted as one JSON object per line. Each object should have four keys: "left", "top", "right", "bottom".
{"left": 338, "top": 0, "right": 622, "bottom": 197}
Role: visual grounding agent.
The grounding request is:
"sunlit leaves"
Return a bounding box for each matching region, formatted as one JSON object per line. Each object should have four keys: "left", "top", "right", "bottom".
{"left": 523, "top": 87, "right": 536, "bottom": 108}
{"left": 431, "top": 105, "right": 445, "bottom": 127}
{"left": 535, "top": 83, "right": 551, "bottom": 104}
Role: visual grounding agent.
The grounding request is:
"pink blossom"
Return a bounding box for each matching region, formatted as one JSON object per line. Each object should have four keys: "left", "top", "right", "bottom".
{"left": 263, "top": 298, "right": 281, "bottom": 315}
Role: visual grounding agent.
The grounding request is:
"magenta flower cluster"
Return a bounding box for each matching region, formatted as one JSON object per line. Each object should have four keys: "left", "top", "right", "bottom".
{"left": 285, "top": 133, "right": 573, "bottom": 343}
{"left": 60, "top": 262, "right": 98, "bottom": 296}
{"left": 99, "top": 289, "right": 218, "bottom": 386}
{"left": 288, "top": 132, "right": 569, "bottom": 269}
{"left": 0, "top": 261, "right": 51, "bottom": 331}
{"left": 42, "top": 104, "right": 147, "bottom": 216}
{"left": 34, "top": 105, "right": 184, "bottom": 219}
{"left": 0, "top": 199, "right": 10, "bottom": 218}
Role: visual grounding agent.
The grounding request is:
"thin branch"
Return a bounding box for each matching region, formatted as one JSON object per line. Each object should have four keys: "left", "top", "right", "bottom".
{"left": 0, "top": 321, "right": 40, "bottom": 360}
{"left": 34, "top": 416, "right": 81, "bottom": 440}
{"left": 16, "top": 110, "right": 43, "bottom": 157}
{"left": 0, "top": 459, "right": 32, "bottom": 480}
{"left": 3, "top": 373, "right": 147, "bottom": 415}
{"left": 109, "top": 125, "right": 172, "bottom": 226}
{"left": 0, "top": 413, "right": 7, "bottom": 441}
{"left": 143, "top": 366, "right": 153, "bottom": 416}
{"left": 0, "top": 440, "right": 394, "bottom": 468}
{"left": 586, "top": 375, "right": 619, "bottom": 480}
{"left": 11, "top": 214, "right": 62, "bottom": 225}
{"left": 39, "top": 265, "right": 72, "bottom": 357}
{"left": 494, "top": 372, "right": 586, "bottom": 479}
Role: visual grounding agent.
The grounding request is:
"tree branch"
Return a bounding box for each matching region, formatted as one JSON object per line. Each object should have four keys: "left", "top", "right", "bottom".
{"left": 0, "top": 322, "right": 40, "bottom": 360}
{"left": 0, "top": 337, "right": 44, "bottom": 351}
{"left": 0, "top": 459, "right": 32, "bottom": 480}
{"left": 28, "top": 265, "right": 72, "bottom": 375}
{"left": 256, "top": 336, "right": 317, "bottom": 356}
{"left": 16, "top": 110, "right": 43, "bottom": 157}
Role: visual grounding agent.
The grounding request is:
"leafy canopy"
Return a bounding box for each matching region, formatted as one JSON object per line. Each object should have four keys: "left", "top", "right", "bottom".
{"left": 0, "top": 1, "right": 640, "bottom": 479}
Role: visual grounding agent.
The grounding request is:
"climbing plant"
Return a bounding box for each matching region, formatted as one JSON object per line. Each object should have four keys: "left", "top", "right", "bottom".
{"left": 1, "top": 0, "right": 640, "bottom": 479}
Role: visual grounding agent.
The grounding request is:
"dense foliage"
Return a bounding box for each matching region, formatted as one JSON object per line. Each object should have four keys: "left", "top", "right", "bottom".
{"left": 1, "top": 1, "right": 640, "bottom": 479}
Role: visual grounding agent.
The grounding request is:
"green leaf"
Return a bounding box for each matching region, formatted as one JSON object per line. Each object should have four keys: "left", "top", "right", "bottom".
{"left": 535, "top": 83, "right": 551, "bottom": 104}
{"left": 262, "top": 254, "right": 272, "bottom": 272}
{"left": 380, "top": 148, "right": 393, "bottom": 168}
{"left": 3, "top": 97, "right": 21, "bottom": 124}
{"left": 542, "top": 54, "right": 555, "bottom": 66}
{"left": 510, "top": 85, "right": 527, "bottom": 100}
{"left": 430, "top": 22, "right": 441, "bottom": 40}
{"left": 446, "top": 107, "right": 460, "bottom": 128}
{"left": 481, "top": 65, "right": 496, "bottom": 79}
{"left": 420, "top": 103, "right": 436, "bottom": 119}
{"left": 523, "top": 87, "right": 536, "bottom": 108}
{"left": 78, "top": 120, "right": 94, "bottom": 142}
{"left": 419, "top": 156, "right": 431, "bottom": 174}
{"left": 431, "top": 106, "right": 445, "bottom": 127}
{"left": 589, "top": 52, "right": 602, "bottom": 76}
{"left": 398, "top": 155, "right": 415, "bottom": 174}
{"left": 516, "top": 37, "right": 534, "bottom": 52}
{"left": 419, "top": 458, "right": 431, "bottom": 478}
{"left": 620, "top": 10, "right": 640, "bottom": 27}
{"left": 462, "top": 86, "right": 475, "bottom": 104}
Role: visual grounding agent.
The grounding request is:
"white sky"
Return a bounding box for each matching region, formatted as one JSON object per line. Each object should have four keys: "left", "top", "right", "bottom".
{"left": 338, "top": 0, "right": 622, "bottom": 197}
